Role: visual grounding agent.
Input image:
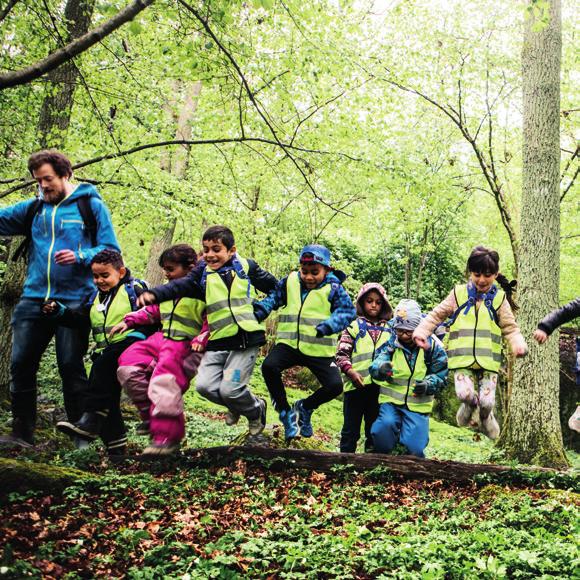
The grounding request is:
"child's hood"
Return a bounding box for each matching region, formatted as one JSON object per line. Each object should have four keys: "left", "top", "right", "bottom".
{"left": 356, "top": 282, "right": 393, "bottom": 320}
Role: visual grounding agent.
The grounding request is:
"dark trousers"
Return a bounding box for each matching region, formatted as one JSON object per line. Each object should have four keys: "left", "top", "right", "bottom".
{"left": 85, "top": 336, "right": 142, "bottom": 445}
{"left": 340, "top": 385, "right": 380, "bottom": 453}
{"left": 261, "top": 343, "right": 343, "bottom": 412}
{"left": 10, "top": 299, "right": 89, "bottom": 425}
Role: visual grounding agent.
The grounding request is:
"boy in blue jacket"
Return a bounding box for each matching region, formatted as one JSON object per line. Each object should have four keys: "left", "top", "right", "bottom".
{"left": 369, "top": 299, "right": 448, "bottom": 457}
{"left": 256, "top": 245, "right": 356, "bottom": 439}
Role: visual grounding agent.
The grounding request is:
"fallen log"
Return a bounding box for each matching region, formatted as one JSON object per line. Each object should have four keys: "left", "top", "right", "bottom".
{"left": 132, "top": 445, "right": 576, "bottom": 488}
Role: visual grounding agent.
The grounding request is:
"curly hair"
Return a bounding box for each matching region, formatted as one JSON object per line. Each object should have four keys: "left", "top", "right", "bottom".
{"left": 28, "top": 150, "right": 73, "bottom": 178}
{"left": 91, "top": 249, "right": 124, "bottom": 270}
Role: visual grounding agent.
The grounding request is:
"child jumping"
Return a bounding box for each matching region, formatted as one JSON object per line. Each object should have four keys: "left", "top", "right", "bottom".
{"left": 111, "top": 244, "right": 208, "bottom": 455}
{"left": 336, "top": 283, "right": 393, "bottom": 453}
{"left": 413, "top": 246, "right": 528, "bottom": 439}
{"left": 369, "top": 299, "right": 448, "bottom": 457}
{"left": 256, "top": 244, "right": 356, "bottom": 439}
{"left": 51, "top": 250, "right": 150, "bottom": 456}
{"left": 137, "top": 226, "right": 278, "bottom": 436}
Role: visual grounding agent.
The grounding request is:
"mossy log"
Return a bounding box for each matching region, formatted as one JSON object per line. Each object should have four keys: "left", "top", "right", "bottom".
{"left": 0, "top": 458, "right": 90, "bottom": 497}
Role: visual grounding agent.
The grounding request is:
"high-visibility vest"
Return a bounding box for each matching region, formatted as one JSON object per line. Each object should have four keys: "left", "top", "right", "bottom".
{"left": 90, "top": 285, "right": 136, "bottom": 353}
{"left": 205, "top": 257, "right": 264, "bottom": 340}
{"left": 379, "top": 346, "right": 433, "bottom": 413}
{"left": 160, "top": 297, "right": 205, "bottom": 341}
{"left": 345, "top": 319, "right": 391, "bottom": 390}
{"left": 447, "top": 284, "right": 505, "bottom": 372}
{"left": 277, "top": 271, "right": 338, "bottom": 357}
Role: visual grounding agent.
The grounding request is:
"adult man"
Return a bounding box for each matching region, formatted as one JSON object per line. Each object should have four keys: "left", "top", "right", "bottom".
{"left": 0, "top": 150, "right": 119, "bottom": 444}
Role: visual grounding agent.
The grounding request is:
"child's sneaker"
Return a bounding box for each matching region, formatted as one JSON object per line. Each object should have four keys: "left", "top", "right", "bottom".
{"left": 293, "top": 399, "right": 314, "bottom": 438}
{"left": 569, "top": 405, "right": 580, "bottom": 433}
{"left": 279, "top": 408, "right": 299, "bottom": 439}
{"left": 57, "top": 411, "right": 107, "bottom": 441}
{"left": 142, "top": 440, "right": 180, "bottom": 456}
{"left": 456, "top": 403, "right": 475, "bottom": 427}
{"left": 480, "top": 412, "right": 500, "bottom": 439}
{"left": 248, "top": 398, "right": 267, "bottom": 436}
{"left": 135, "top": 420, "right": 150, "bottom": 436}
{"left": 225, "top": 410, "right": 241, "bottom": 426}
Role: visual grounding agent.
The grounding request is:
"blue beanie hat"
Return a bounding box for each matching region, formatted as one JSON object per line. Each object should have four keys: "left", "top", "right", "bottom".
{"left": 299, "top": 244, "right": 331, "bottom": 267}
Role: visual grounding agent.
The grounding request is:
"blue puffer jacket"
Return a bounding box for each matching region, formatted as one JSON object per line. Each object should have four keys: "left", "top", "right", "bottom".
{"left": 0, "top": 184, "right": 119, "bottom": 301}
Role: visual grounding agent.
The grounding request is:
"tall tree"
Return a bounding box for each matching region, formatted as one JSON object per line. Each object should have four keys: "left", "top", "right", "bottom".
{"left": 497, "top": 0, "right": 567, "bottom": 468}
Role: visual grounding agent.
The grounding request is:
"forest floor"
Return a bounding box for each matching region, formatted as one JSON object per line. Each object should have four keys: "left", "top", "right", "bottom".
{"left": 0, "top": 358, "right": 578, "bottom": 578}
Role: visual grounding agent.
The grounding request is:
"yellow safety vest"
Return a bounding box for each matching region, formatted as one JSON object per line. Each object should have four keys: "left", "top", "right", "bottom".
{"left": 345, "top": 319, "right": 391, "bottom": 390}
{"left": 90, "top": 284, "right": 136, "bottom": 353}
{"left": 277, "top": 271, "right": 338, "bottom": 357}
{"left": 447, "top": 284, "right": 505, "bottom": 372}
{"left": 205, "top": 256, "right": 264, "bottom": 340}
{"left": 379, "top": 346, "right": 433, "bottom": 413}
{"left": 160, "top": 297, "right": 205, "bottom": 341}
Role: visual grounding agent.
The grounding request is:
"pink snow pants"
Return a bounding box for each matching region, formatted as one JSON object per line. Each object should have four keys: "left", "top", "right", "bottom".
{"left": 117, "top": 332, "right": 202, "bottom": 444}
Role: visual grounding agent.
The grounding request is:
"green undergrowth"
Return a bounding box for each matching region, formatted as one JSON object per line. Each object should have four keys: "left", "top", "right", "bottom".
{"left": 1, "top": 467, "right": 578, "bottom": 578}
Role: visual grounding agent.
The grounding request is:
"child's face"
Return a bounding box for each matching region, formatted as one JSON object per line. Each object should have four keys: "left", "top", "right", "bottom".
{"left": 92, "top": 262, "right": 125, "bottom": 292}
{"left": 202, "top": 238, "right": 236, "bottom": 271}
{"left": 395, "top": 328, "right": 414, "bottom": 347}
{"left": 163, "top": 261, "right": 191, "bottom": 281}
{"left": 470, "top": 271, "right": 498, "bottom": 293}
{"left": 362, "top": 290, "right": 383, "bottom": 320}
{"left": 300, "top": 263, "right": 328, "bottom": 290}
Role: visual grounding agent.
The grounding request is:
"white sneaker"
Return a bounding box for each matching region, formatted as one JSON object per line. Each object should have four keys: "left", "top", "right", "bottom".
{"left": 481, "top": 412, "right": 500, "bottom": 440}
{"left": 456, "top": 403, "right": 475, "bottom": 427}
{"left": 225, "top": 410, "right": 240, "bottom": 426}
{"left": 248, "top": 398, "right": 267, "bottom": 436}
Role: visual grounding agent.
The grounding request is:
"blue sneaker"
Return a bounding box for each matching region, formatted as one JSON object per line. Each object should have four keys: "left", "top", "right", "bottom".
{"left": 279, "top": 408, "right": 299, "bottom": 440}
{"left": 293, "top": 399, "right": 314, "bottom": 438}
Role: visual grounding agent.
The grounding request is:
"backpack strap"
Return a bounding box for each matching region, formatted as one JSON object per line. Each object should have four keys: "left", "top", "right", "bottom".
{"left": 12, "top": 199, "right": 43, "bottom": 262}
{"left": 124, "top": 280, "right": 143, "bottom": 312}
{"left": 86, "top": 289, "right": 99, "bottom": 307}
{"left": 77, "top": 196, "right": 98, "bottom": 247}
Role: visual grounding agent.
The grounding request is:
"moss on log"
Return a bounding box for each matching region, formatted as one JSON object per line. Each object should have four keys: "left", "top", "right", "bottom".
{"left": 0, "top": 458, "right": 90, "bottom": 497}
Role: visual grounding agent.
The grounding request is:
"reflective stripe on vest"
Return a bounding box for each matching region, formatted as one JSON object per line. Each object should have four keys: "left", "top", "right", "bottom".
{"left": 160, "top": 298, "right": 205, "bottom": 341}
{"left": 90, "top": 285, "right": 134, "bottom": 352}
{"left": 276, "top": 271, "right": 338, "bottom": 357}
{"left": 205, "top": 257, "right": 264, "bottom": 340}
{"left": 447, "top": 284, "right": 505, "bottom": 372}
{"left": 378, "top": 347, "right": 433, "bottom": 413}
{"left": 344, "top": 319, "right": 391, "bottom": 390}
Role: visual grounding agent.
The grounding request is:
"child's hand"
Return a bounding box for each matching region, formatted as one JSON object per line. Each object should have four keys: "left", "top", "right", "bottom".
{"left": 533, "top": 329, "right": 549, "bottom": 344}
{"left": 109, "top": 321, "right": 129, "bottom": 337}
{"left": 513, "top": 338, "right": 528, "bottom": 358}
{"left": 137, "top": 292, "right": 156, "bottom": 307}
{"left": 191, "top": 341, "right": 204, "bottom": 352}
{"left": 412, "top": 380, "right": 435, "bottom": 397}
{"left": 347, "top": 369, "right": 365, "bottom": 389}
{"left": 412, "top": 332, "right": 430, "bottom": 351}
{"left": 41, "top": 301, "right": 58, "bottom": 314}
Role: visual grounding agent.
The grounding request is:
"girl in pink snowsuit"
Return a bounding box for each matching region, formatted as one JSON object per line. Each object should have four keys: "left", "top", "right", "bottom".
{"left": 112, "top": 245, "right": 208, "bottom": 455}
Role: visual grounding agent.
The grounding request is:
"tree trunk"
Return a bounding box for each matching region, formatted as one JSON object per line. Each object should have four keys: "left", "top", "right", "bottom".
{"left": 498, "top": 0, "right": 567, "bottom": 468}
{"left": 0, "top": 0, "right": 95, "bottom": 403}
{"left": 37, "top": 0, "right": 96, "bottom": 147}
{"left": 145, "top": 81, "right": 202, "bottom": 284}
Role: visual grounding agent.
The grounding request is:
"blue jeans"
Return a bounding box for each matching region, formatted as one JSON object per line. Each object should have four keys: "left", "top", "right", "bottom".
{"left": 370, "top": 402, "right": 430, "bottom": 458}
{"left": 10, "top": 298, "right": 90, "bottom": 425}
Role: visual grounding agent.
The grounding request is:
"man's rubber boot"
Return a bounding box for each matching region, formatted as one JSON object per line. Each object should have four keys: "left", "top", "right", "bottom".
{"left": 57, "top": 411, "right": 107, "bottom": 441}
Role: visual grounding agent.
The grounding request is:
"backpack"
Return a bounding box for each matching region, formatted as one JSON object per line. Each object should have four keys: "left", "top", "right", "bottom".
{"left": 87, "top": 278, "right": 148, "bottom": 312}
{"left": 12, "top": 197, "right": 97, "bottom": 262}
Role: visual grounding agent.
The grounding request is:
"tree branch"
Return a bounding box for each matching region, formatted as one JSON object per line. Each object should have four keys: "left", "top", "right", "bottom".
{"left": 0, "top": 0, "right": 19, "bottom": 23}
{"left": 0, "top": 0, "right": 155, "bottom": 89}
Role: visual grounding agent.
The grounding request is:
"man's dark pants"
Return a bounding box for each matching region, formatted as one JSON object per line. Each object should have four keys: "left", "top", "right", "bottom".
{"left": 10, "top": 298, "right": 89, "bottom": 427}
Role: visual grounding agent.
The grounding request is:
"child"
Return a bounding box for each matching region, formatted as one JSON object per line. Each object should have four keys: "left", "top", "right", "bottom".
{"left": 111, "top": 244, "right": 208, "bottom": 455}
{"left": 336, "top": 283, "right": 393, "bottom": 452}
{"left": 50, "top": 250, "right": 150, "bottom": 456}
{"left": 413, "top": 246, "right": 528, "bottom": 439}
{"left": 256, "top": 244, "right": 356, "bottom": 439}
{"left": 369, "top": 299, "right": 448, "bottom": 457}
{"left": 137, "top": 226, "right": 277, "bottom": 436}
{"left": 533, "top": 298, "right": 580, "bottom": 432}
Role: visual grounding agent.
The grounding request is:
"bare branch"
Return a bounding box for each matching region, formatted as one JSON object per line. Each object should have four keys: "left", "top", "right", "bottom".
{"left": 0, "top": 0, "right": 19, "bottom": 23}
{"left": 0, "top": 0, "right": 155, "bottom": 89}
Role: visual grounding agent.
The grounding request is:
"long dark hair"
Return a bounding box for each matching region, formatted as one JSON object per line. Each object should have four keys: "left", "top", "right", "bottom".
{"left": 466, "top": 246, "right": 518, "bottom": 311}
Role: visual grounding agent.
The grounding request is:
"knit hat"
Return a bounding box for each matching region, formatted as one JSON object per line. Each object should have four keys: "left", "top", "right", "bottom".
{"left": 299, "top": 244, "right": 331, "bottom": 267}
{"left": 392, "top": 299, "right": 422, "bottom": 331}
